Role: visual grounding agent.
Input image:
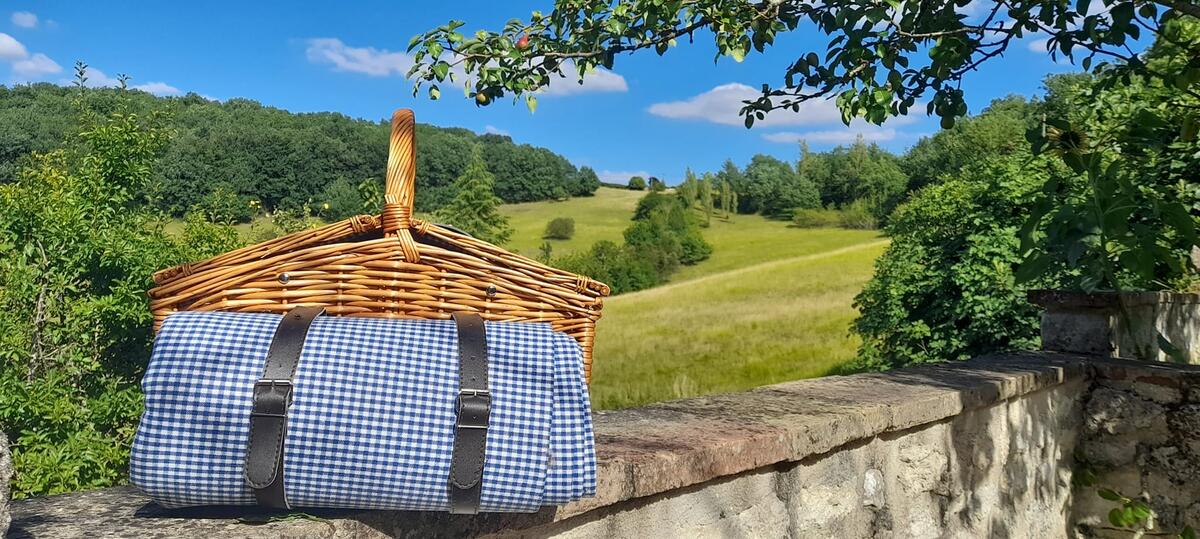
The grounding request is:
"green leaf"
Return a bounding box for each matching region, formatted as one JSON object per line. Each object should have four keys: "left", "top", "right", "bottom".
{"left": 525, "top": 95, "right": 537, "bottom": 114}
{"left": 1097, "top": 488, "right": 1122, "bottom": 501}
{"left": 1109, "top": 508, "right": 1127, "bottom": 527}
{"left": 1015, "top": 253, "right": 1052, "bottom": 284}
{"left": 428, "top": 85, "right": 441, "bottom": 100}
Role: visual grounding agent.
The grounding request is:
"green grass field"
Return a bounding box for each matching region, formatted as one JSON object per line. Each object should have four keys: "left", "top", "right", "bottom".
{"left": 500, "top": 187, "right": 644, "bottom": 257}
{"left": 500, "top": 189, "right": 887, "bottom": 409}
{"left": 589, "top": 239, "right": 887, "bottom": 409}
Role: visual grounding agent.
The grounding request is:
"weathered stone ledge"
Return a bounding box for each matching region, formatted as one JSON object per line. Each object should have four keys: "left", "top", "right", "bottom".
{"left": 9, "top": 351, "right": 1097, "bottom": 538}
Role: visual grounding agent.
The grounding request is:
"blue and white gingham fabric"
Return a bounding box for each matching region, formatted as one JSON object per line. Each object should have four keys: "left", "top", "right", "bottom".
{"left": 130, "top": 311, "right": 595, "bottom": 511}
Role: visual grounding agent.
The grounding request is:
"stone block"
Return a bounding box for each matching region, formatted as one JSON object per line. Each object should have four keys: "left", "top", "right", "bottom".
{"left": 1, "top": 432, "right": 10, "bottom": 538}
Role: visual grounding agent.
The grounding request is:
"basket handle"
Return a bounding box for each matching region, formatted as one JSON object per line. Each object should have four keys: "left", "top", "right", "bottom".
{"left": 382, "top": 109, "right": 421, "bottom": 261}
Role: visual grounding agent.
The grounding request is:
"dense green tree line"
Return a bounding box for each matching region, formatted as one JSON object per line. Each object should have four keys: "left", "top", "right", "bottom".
{"left": 695, "top": 137, "right": 906, "bottom": 226}
{"left": 0, "top": 83, "right": 598, "bottom": 221}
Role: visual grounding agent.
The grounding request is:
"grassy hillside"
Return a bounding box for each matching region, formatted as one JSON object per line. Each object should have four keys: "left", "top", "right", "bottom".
{"left": 589, "top": 239, "right": 887, "bottom": 409}
{"left": 500, "top": 186, "right": 644, "bottom": 257}
{"left": 674, "top": 214, "right": 880, "bottom": 280}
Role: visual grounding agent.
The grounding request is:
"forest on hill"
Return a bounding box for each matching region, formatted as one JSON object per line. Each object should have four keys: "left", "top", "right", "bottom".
{"left": 0, "top": 83, "right": 599, "bottom": 220}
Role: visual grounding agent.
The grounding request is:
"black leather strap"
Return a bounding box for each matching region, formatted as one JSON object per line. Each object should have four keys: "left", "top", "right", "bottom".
{"left": 244, "top": 306, "right": 324, "bottom": 509}
{"left": 448, "top": 313, "right": 490, "bottom": 515}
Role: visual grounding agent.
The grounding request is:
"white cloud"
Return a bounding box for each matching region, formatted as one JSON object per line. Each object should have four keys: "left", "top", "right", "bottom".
{"left": 305, "top": 37, "right": 413, "bottom": 77}
{"left": 132, "top": 81, "right": 181, "bottom": 95}
{"left": 11, "top": 11, "right": 37, "bottom": 28}
{"left": 78, "top": 67, "right": 122, "bottom": 87}
{"left": 762, "top": 125, "right": 900, "bottom": 145}
{"left": 0, "top": 32, "right": 27, "bottom": 60}
{"left": 597, "top": 170, "right": 652, "bottom": 185}
{"left": 71, "top": 68, "right": 182, "bottom": 94}
{"left": 648, "top": 83, "right": 844, "bottom": 128}
{"left": 537, "top": 61, "right": 627, "bottom": 96}
{"left": 306, "top": 37, "right": 626, "bottom": 98}
{"left": 11, "top": 52, "right": 60, "bottom": 79}
{"left": 483, "top": 125, "right": 509, "bottom": 136}
{"left": 1027, "top": 37, "right": 1050, "bottom": 53}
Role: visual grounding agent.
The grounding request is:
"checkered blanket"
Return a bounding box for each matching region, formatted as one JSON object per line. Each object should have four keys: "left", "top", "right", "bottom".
{"left": 130, "top": 311, "right": 595, "bottom": 512}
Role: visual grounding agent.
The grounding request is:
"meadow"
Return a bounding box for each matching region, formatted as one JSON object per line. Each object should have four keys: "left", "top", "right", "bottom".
{"left": 500, "top": 187, "right": 886, "bottom": 408}
{"left": 500, "top": 187, "right": 645, "bottom": 257}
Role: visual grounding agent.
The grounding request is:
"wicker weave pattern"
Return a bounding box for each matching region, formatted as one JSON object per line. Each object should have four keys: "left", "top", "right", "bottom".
{"left": 149, "top": 109, "right": 609, "bottom": 380}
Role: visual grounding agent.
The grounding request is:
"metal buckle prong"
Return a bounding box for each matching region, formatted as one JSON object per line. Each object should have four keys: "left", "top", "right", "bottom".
{"left": 254, "top": 379, "right": 295, "bottom": 406}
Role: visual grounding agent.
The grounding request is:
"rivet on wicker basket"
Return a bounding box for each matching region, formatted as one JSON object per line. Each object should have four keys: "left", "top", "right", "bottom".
{"left": 148, "top": 109, "right": 610, "bottom": 381}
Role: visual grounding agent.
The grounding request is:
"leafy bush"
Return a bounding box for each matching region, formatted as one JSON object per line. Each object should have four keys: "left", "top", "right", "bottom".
{"left": 195, "top": 184, "right": 253, "bottom": 224}
{"left": 793, "top": 200, "right": 878, "bottom": 229}
{"left": 0, "top": 82, "right": 242, "bottom": 497}
{"left": 1018, "top": 25, "right": 1200, "bottom": 293}
{"left": 320, "top": 177, "right": 367, "bottom": 221}
{"left": 554, "top": 241, "right": 659, "bottom": 295}
{"left": 851, "top": 156, "right": 1057, "bottom": 370}
{"left": 543, "top": 217, "right": 576, "bottom": 240}
{"left": 558, "top": 192, "right": 711, "bottom": 293}
{"left": 627, "top": 176, "right": 646, "bottom": 190}
{"left": 838, "top": 199, "right": 879, "bottom": 230}
{"left": 792, "top": 208, "right": 843, "bottom": 228}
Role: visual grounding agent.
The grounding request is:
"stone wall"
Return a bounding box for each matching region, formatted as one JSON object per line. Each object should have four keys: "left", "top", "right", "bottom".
{"left": 9, "top": 353, "right": 1200, "bottom": 538}
{"left": 534, "top": 377, "right": 1084, "bottom": 538}
{"left": 8, "top": 352, "right": 1095, "bottom": 539}
{"left": 1074, "top": 361, "right": 1200, "bottom": 537}
{"left": 1031, "top": 290, "right": 1200, "bottom": 363}
{"left": 1, "top": 432, "right": 10, "bottom": 537}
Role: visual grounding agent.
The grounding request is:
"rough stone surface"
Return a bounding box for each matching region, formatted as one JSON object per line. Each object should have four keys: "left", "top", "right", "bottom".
{"left": 534, "top": 378, "right": 1084, "bottom": 538}
{"left": 8, "top": 352, "right": 1091, "bottom": 538}
{"left": 1032, "top": 290, "right": 1200, "bottom": 363}
{"left": 1, "top": 431, "right": 10, "bottom": 538}
{"left": 1074, "top": 361, "right": 1200, "bottom": 537}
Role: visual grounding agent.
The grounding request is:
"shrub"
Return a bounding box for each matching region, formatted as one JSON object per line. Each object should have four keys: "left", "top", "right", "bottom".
{"left": 627, "top": 176, "right": 647, "bottom": 190}
{"left": 195, "top": 184, "right": 253, "bottom": 224}
{"left": 792, "top": 200, "right": 879, "bottom": 230}
{"left": 0, "top": 86, "right": 242, "bottom": 497}
{"left": 838, "top": 199, "right": 879, "bottom": 230}
{"left": 554, "top": 241, "right": 659, "bottom": 295}
{"left": 792, "top": 207, "right": 843, "bottom": 228}
{"left": 850, "top": 156, "right": 1059, "bottom": 371}
{"left": 543, "top": 217, "right": 576, "bottom": 240}
{"left": 320, "top": 177, "right": 366, "bottom": 221}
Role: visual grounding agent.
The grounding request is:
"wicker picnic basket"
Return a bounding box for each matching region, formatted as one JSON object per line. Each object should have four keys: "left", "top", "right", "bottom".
{"left": 148, "top": 108, "right": 610, "bottom": 381}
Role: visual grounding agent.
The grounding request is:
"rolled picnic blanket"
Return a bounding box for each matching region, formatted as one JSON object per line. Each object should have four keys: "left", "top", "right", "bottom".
{"left": 130, "top": 310, "right": 595, "bottom": 512}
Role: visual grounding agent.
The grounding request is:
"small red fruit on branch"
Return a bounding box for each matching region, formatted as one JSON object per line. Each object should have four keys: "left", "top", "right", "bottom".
{"left": 516, "top": 35, "right": 530, "bottom": 50}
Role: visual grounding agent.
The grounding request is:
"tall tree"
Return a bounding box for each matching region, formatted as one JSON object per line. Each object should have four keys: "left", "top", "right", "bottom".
{"left": 714, "top": 160, "right": 746, "bottom": 213}
{"left": 434, "top": 146, "right": 513, "bottom": 245}
{"left": 698, "top": 173, "right": 714, "bottom": 226}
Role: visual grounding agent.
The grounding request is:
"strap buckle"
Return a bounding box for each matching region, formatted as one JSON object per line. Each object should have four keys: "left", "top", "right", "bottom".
{"left": 252, "top": 379, "right": 294, "bottom": 412}
{"left": 456, "top": 389, "right": 491, "bottom": 430}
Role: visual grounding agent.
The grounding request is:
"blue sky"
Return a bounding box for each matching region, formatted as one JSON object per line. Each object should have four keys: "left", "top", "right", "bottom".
{"left": 2, "top": 2, "right": 1084, "bottom": 184}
